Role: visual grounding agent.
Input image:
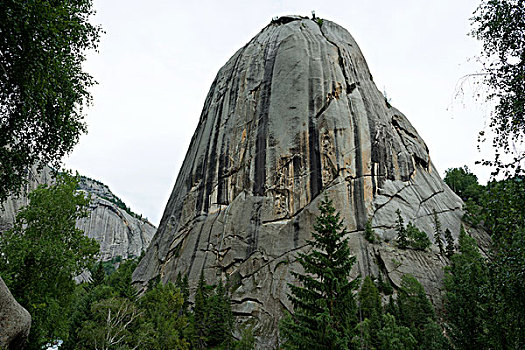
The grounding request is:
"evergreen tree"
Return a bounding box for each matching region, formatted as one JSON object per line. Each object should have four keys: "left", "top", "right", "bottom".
{"left": 138, "top": 281, "right": 190, "bottom": 349}
{"left": 395, "top": 209, "right": 409, "bottom": 249}
{"left": 432, "top": 210, "right": 445, "bottom": 255}
{"left": 90, "top": 262, "right": 106, "bottom": 287}
{"left": 444, "top": 225, "right": 489, "bottom": 349}
{"left": 396, "top": 274, "right": 440, "bottom": 346}
{"left": 280, "top": 197, "right": 359, "bottom": 349}
{"left": 175, "top": 272, "right": 190, "bottom": 313}
{"left": 356, "top": 276, "right": 382, "bottom": 349}
{"left": 377, "top": 313, "right": 417, "bottom": 350}
{"left": 207, "top": 280, "right": 234, "bottom": 348}
{"left": 364, "top": 219, "right": 376, "bottom": 243}
{"left": 406, "top": 222, "right": 431, "bottom": 251}
{"left": 445, "top": 228, "right": 455, "bottom": 259}
{"left": 193, "top": 271, "right": 210, "bottom": 349}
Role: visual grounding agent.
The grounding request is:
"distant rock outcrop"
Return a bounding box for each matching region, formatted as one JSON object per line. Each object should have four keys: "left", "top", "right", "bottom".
{"left": 0, "top": 276, "right": 31, "bottom": 349}
{"left": 132, "top": 16, "right": 487, "bottom": 348}
{"left": 0, "top": 167, "right": 155, "bottom": 261}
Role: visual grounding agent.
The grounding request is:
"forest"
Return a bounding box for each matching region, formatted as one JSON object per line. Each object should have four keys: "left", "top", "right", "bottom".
{"left": 0, "top": 0, "right": 524, "bottom": 349}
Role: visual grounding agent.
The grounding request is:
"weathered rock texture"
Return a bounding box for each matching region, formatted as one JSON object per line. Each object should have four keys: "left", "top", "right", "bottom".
{"left": 0, "top": 167, "right": 155, "bottom": 261}
{"left": 133, "top": 16, "right": 482, "bottom": 347}
{"left": 0, "top": 276, "right": 31, "bottom": 349}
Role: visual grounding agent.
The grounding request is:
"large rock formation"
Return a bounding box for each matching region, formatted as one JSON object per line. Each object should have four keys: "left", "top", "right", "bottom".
{"left": 0, "top": 167, "right": 155, "bottom": 261}
{"left": 0, "top": 276, "right": 31, "bottom": 349}
{"left": 133, "top": 16, "right": 479, "bottom": 347}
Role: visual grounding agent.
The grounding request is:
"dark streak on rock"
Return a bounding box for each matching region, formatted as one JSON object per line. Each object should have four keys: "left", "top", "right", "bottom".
{"left": 188, "top": 222, "right": 206, "bottom": 277}
{"left": 246, "top": 200, "right": 263, "bottom": 258}
{"left": 293, "top": 219, "right": 300, "bottom": 249}
{"left": 254, "top": 30, "right": 279, "bottom": 196}
{"left": 308, "top": 67, "right": 322, "bottom": 199}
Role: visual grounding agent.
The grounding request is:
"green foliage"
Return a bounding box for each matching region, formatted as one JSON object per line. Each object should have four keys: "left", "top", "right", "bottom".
{"left": 395, "top": 209, "right": 431, "bottom": 250}
{"left": 396, "top": 275, "right": 444, "bottom": 346}
{"left": 280, "top": 197, "right": 359, "bottom": 349}
{"left": 444, "top": 228, "right": 455, "bottom": 258}
{"left": 191, "top": 273, "right": 234, "bottom": 349}
{"left": 234, "top": 325, "right": 255, "bottom": 350}
{"left": 0, "top": 173, "right": 99, "bottom": 349}
{"left": 78, "top": 297, "right": 142, "bottom": 349}
{"left": 432, "top": 210, "right": 445, "bottom": 255}
{"left": 364, "top": 219, "right": 376, "bottom": 243}
{"left": 376, "top": 272, "right": 394, "bottom": 296}
{"left": 470, "top": 0, "right": 525, "bottom": 175}
{"left": 0, "top": 0, "right": 102, "bottom": 201}
{"left": 444, "top": 166, "right": 483, "bottom": 202}
{"left": 138, "top": 281, "right": 190, "bottom": 349}
{"left": 406, "top": 222, "right": 432, "bottom": 251}
{"left": 395, "top": 209, "right": 409, "bottom": 249}
{"left": 444, "top": 227, "right": 488, "bottom": 349}
{"left": 377, "top": 313, "right": 417, "bottom": 350}
{"left": 356, "top": 276, "right": 382, "bottom": 349}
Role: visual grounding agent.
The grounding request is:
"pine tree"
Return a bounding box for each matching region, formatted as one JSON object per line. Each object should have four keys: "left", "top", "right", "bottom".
{"left": 445, "top": 228, "right": 455, "bottom": 259}
{"left": 193, "top": 272, "right": 209, "bottom": 349}
{"left": 175, "top": 272, "right": 190, "bottom": 313}
{"left": 406, "top": 222, "right": 431, "bottom": 251}
{"left": 280, "top": 197, "right": 359, "bottom": 349}
{"left": 395, "top": 209, "right": 409, "bottom": 249}
{"left": 356, "top": 276, "right": 382, "bottom": 349}
{"left": 364, "top": 219, "right": 376, "bottom": 243}
{"left": 432, "top": 210, "right": 445, "bottom": 255}
{"left": 377, "top": 313, "right": 417, "bottom": 350}
{"left": 207, "top": 280, "right": 234, "bottom": 348}
{"left": 444, "top": 227, "right": 488, "bottom": 349}
{"left": 396, "top": 274, "right": 446, "bottom": 347}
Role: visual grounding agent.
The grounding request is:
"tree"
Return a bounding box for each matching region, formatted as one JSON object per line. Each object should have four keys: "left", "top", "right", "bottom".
{"left": 396, "top": 274, "right": 438, "bottom": 346}
{"left": 395, "top": 209, "right": 409, "bottom": 249}
{"left": 443, "top": 227, "right": 488, "bottom": 349}
{"left": 78, "top": 297, "right": 143, "bottom": 350}
{"left": 377, "top": 313, "right": 417, "bottom": 350}
{"left": 444, "top": 167, "right": 482, "bottom": 202}
{"left": 138, "top": 281, "right": 190, "bottom": 350}
{"left": 280, "top": 197, "right": 359, "bottom": 349}
{"left": 206, "top": 280, "right": 234, "bottom": 348}
{"left": 0, "top": 173, "right": 99, "bottom": 348}
{"left": 432, "top": 210, "right": 445, "bottom": 255}
{"left": 470, "top": 0, "right": 525, "bottom": 175}
{"left": 364, "top": 219, "right": 376, "bottom": 243}
{"left": 355, "top": 276, "right": 382, "bottom": 349}
{"left": 406, "top": 222, "right": 431, "bottom": 251}
{"left": 0, "top": 0, "right": 102, "bottom": 201}
{"left": 445, "top": 228, "right": 455, "bottom": 259}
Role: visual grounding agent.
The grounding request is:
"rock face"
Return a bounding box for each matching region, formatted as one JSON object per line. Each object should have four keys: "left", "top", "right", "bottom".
{"left": 0, "top": 276, "right": 31, "bottom": 349}
{"left": 0, "top": 167, "right": 155, "bottom": 262}
{"left": 133, "top": 16, "right": 475, "bottom": 347}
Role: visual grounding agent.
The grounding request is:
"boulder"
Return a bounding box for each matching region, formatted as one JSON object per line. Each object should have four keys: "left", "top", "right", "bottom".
{"left": 0, "top": 276, "right": 31, "bottom": 349}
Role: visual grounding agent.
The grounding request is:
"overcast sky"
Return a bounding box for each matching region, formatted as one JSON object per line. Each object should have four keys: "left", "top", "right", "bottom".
{"left": 65, "top": 0, "right": 492, "bottom": 226}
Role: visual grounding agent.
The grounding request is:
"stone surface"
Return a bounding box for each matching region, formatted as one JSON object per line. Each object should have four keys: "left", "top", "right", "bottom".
{"left": 0, "top": 276, "right": 31, "bottom": 349}
{"left": 0, "top": 167, "right": 156, "bottom": 262}
{"left": 133, "top": 17, "right": 485, "bottom": 348}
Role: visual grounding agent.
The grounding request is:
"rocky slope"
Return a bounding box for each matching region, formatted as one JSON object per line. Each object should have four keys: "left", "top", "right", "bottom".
{"left": 0, "top": 166, "right": 155, "bottom": 261}
{"left": 132, "top": 16, "right": 487, "bottom": 347}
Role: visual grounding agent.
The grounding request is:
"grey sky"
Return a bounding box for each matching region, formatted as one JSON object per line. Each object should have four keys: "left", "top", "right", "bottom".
{"left": 65, "top": 0, "right": 490, "bottom": 225}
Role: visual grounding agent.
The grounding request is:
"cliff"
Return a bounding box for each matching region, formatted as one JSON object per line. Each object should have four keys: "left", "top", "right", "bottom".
{"left": 0, "top": 166, "right": 155, "bottom": 262}
{"left": 132, "top": 16, "right": 487, "bottom": 347}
